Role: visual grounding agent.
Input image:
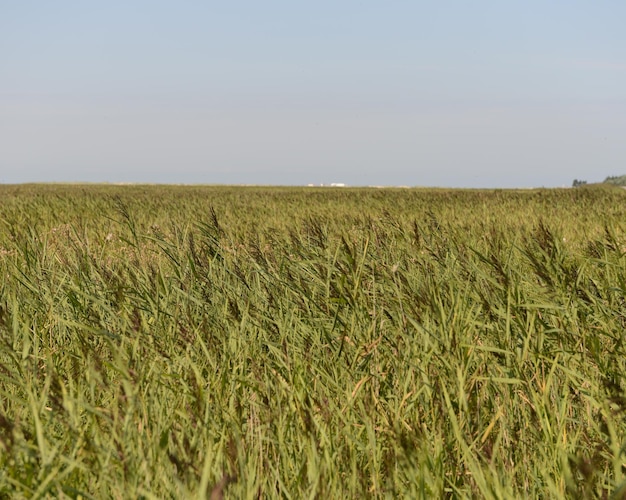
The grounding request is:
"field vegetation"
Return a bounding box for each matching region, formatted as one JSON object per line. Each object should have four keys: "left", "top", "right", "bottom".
{"left": 1, "top": 184, "right": 625, "bottom": 498}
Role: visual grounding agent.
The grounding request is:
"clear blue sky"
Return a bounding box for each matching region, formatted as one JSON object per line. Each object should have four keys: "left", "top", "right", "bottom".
{"left": 1, "top": 1, "right": 625, "bottom": 187}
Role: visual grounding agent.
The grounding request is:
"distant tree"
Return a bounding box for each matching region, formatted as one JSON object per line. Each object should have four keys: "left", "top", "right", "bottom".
{"left": 603, "top": 174, "right": 626, "bottom": 186}
{"left": 572, "top": 179, "right": 588, "bottom": 187}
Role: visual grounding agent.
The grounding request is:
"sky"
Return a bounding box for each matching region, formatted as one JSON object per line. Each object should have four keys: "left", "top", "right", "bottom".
{"left": 1, "top": 1, "right": 625, "bottom": 187}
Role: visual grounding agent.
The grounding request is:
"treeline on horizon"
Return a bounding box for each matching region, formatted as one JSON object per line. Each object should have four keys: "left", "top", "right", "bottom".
{"left": 603, "top": 174, "right": 626, "bottom": 186}
{"left": 573, "top": 174, "right": 626, "bottom": 188}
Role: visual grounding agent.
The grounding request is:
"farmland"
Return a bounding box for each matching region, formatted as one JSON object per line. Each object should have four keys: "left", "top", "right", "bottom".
{"left": 0, "top": 184, "right": 625, "bottom": 498}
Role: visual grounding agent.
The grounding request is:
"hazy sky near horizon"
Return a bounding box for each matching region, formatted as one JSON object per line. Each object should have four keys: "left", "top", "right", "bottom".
{"left": 1, "top": 2, "right": 625, "bottom": 187}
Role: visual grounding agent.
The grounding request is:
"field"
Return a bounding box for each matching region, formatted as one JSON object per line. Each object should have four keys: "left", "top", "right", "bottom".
{"left": 1, "top": 184, "right": 625, "bottom": 498}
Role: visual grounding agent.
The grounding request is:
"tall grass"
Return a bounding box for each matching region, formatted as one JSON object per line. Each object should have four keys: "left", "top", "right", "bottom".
{"left": 0, "top": 184, "right": 625, "bottom": 497}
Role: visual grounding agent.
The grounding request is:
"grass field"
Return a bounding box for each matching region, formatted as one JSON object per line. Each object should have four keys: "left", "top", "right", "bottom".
{"left": 1, "top": 184, "right": 625, "bottom": 498}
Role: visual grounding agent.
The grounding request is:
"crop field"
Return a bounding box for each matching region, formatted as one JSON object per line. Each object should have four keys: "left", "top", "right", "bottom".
{"left": 0, "top": 184, "right": 625, "bottom": 498}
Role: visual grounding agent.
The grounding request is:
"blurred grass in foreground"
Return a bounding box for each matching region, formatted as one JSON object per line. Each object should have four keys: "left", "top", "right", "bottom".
{"left": 0, "top": 184, "right": 625, "bottom": 498}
